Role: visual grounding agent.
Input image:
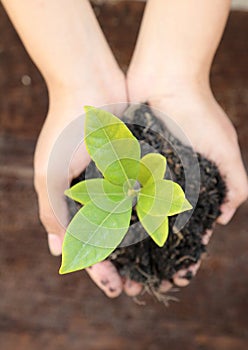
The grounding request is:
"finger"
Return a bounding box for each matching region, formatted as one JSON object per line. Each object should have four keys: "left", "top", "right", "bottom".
{"left": 86, "top": 261, "right": 123, "bottom": 298}
{"left": 173, "top": 227, "right": 213, "bottom": 287}
{"left": 172, "top": 228, "right": 214, "bottom": 287}
{"left": 217, "top": 147, "right": 248, "bottom": 225}
{"left": 202, "top": 229, "right": 213, "bottom": 245}
{"left": 159, "top": 280, "right": 173, "bottom": 293}
{"left": 173, "top": 269, "right": 191, "bottom": 287}
{"left": 124, "top": 279, "right": 143, "bottom": 296}
{"left": 173, "top": 260, "right": 201, "bottom": 287}
{"left": 188, "top": 260, "right": 201, "bottom": 275}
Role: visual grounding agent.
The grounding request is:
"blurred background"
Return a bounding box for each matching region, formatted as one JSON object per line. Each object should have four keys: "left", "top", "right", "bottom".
{"left": 0, "top": 1, "right": 247, "bottom": 349}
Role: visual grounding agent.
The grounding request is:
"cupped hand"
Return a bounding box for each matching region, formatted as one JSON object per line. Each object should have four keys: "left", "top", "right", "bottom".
{"left": 123, "top": 81, "right": 248, "bottom": 295}
{"left": 34, "top": 79, "right": 128, "bottom": 298}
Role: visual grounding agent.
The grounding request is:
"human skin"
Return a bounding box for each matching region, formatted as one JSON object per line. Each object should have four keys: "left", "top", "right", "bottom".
{"left": 2, "top": 0, "right": 247, "bottom": 298}
{"left": 2, "top": 0, "right": 128, "bottom": 298}
{"left": 126, "top": 0, "right": 248, "bottom": 294}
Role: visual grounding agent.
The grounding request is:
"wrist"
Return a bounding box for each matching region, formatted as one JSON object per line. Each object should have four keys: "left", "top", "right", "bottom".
{"left": 127, "top": 67, "right": 211, "bottom": 103}
{"left": 46, "top": 69, "right": 128, "bottom": 123}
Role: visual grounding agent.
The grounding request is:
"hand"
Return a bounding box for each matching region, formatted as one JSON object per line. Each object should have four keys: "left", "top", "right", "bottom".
{"left": 2, "top": 0, "right": 131, "bottom": 297}
{"left": 34, "top": 78, "right": 129, "bottom": 298}
{"left": 145, "top": 84, "right": 248, "bottom": 225}
{"left": 124, "top": 78, "right": 248, "bottom": 293}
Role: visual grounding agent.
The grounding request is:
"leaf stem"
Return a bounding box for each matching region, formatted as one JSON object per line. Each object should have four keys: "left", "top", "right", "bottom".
{"left": 127, "top": 188, "right": 140, "bottom": 197}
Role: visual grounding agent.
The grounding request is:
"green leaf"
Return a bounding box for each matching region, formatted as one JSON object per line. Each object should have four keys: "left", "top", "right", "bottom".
{"left": 138, "top": 153, "right": 166, "bottom": 186}
{"left": 65, "top": 178, "right": 129, "bottom": 213}
{"left": 60, "top": 234, "right": 114, "bottom": 274}
{"left": 137, "top": 206, "right": 169, "bottom": 247}
{"left": 84, "top": 106, "right": 141, "bottom": 186}
{"left": 68, "top": 200, "right": 132, "bottom": 246}
{"left": 60, "top": 199, "right": 132, "bottom": 274}
{"left": 137, "top": 179, "right": 192, "bottom": 217}
{"left": 137, "top": 179, "right": 191, "bottom": 246}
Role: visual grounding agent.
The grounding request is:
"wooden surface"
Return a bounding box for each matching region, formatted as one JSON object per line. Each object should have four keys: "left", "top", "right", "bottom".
{"left": 0, "top": 2, "right": 248, "bottom": 350}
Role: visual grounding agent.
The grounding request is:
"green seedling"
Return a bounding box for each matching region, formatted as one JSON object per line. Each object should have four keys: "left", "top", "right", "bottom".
{"left": 60, "top": 106, "right": 192, "bottom": 274}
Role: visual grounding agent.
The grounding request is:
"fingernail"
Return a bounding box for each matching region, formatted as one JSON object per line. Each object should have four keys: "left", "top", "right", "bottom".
{"left": 218, "top": 206, "right": 236, "bottom": 225}
{"left": 48, "top": 233, "right": 62, "bottom": 256}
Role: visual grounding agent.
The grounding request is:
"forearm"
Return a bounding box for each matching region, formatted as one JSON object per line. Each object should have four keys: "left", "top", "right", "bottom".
{"left": 129, "top": 0, "right": 231, "bottom": 85}
{"left": 1, "top": 0, "right": 119, "bottom": 91}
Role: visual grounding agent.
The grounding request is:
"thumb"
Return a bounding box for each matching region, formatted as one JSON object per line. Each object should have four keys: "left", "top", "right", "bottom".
{"left": 34, "top": 172, "right": 68, "bottom": 256}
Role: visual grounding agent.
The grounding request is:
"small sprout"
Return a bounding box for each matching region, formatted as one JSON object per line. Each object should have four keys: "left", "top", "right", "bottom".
{"left": 59, "top": 106, "right": 192, "bottom": 274}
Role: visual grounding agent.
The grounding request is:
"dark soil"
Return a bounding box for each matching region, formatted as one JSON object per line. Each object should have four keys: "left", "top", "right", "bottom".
{"left": 69, "top": 104, "right": 226, "bottom": 295}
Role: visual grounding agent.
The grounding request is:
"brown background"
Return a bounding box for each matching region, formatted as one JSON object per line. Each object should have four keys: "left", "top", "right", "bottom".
{"left": 0, "top": 2, "right": 247, "bottom": 350}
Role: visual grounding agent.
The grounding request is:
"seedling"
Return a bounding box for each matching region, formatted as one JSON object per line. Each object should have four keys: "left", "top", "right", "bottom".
{"left": 59, "top": 106, "right": 192, "bottom": 274}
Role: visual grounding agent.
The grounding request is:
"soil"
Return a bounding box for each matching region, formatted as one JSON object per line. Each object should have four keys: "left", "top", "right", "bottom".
{"left": 68, "top": 104, "right": 226, "bottom": 298}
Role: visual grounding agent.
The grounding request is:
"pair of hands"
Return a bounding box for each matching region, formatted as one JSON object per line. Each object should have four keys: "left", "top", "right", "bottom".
{"left": 34, "top": 73, "right": 248, "bottom": 298}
